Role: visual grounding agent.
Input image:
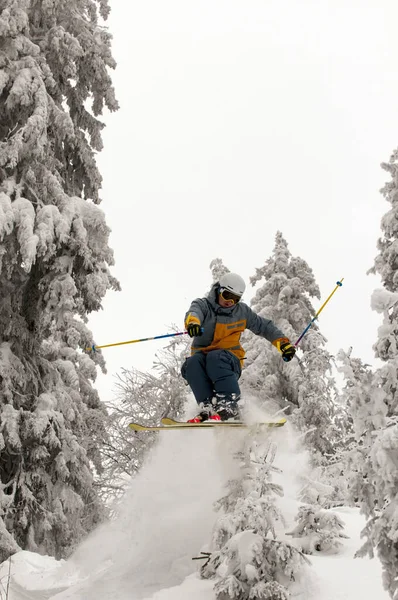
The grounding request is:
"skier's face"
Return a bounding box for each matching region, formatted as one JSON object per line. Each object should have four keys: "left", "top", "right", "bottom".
{"left": 218, "top": 288, "right": 242, "bottom": 308}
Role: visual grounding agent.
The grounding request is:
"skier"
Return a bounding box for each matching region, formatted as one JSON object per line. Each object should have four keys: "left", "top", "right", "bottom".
{"left": 182, "top": 272, "right": 296, "bottom": 422}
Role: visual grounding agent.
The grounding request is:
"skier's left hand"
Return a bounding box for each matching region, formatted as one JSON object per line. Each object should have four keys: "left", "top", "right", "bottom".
{"left": 280, "top": 342, "right": 296, "bottom": 362}
{"left": 187, "top": 323, "right": 202, "bottom": 337}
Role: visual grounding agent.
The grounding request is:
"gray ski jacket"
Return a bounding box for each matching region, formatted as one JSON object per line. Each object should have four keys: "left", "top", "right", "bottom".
{"left": 184, "top": 284, "right": 288, "bottom": 366}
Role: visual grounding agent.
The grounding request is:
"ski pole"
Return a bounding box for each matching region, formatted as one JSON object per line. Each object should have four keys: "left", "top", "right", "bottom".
{"left": 294, "top": 278, "right": 344, "bottom": 348}
{"left": 86, "top": 331, "right": 189, "bottom": 353}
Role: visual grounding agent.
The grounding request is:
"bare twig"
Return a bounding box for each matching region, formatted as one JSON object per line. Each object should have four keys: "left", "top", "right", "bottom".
{"left": 6, "top": 556, "right": 11, "bottom": 600}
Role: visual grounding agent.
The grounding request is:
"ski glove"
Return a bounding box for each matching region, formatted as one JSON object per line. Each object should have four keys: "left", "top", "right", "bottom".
{"left": 187, "top": 323, "right": 202, "bottom": 338}
{"left": 280, "top": 342, "right": 296, "bottom": 362}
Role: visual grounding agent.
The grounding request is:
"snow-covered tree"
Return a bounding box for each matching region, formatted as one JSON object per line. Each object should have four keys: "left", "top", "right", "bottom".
{"left": 343, "top": 146, "right": 398, "bottom": 598}
{"left": 201, "top": 436, "right": 309, "bottom": 599}
{"left": 0, "top": 0, "right": 118, "bottom": 560}
{"left": 96, "top": 332, "right": 190, "bottom": 505}
{"left": 339, "top": 292, "right": 398, "bottom": 598}
{"left": 241, "top": 232, "right": 344, "bottom": 458}
{"left": 336, "top": 349, "right": 385, "bottom": 503}
{"left": 287, "top": 505, "right": 348, "bottom": 555}
{"left": 209, "top": 258, "right": 230, "bottom": 283}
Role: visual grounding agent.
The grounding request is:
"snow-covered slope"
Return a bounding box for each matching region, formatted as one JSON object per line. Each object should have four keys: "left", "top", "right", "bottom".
{"left": 0, "top": 403, "right": 390, "bottom": 600}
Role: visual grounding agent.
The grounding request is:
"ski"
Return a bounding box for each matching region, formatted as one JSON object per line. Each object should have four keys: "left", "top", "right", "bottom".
{"left": 161, "top": 417, "right": 286, "bottom": 428}
{"left": 128, "top": 417, "right": 286, "bottom": 432}
{"left": 129, "top": 421, "right": 248, "bottom": 431}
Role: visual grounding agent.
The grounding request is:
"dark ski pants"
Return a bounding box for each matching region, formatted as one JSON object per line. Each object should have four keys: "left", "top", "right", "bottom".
{"left": 181, "top": 349, "right": 241, "bottom": 405}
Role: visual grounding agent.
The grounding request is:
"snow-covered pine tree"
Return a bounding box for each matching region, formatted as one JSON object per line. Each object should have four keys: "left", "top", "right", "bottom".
{"left": 0, "top": 0, "right": 119, "bottom": 560}
{"left": 343, "top": 267, "right": 398, "bottom": 595}
{"left": 337, "top": 338, "right": 398, "bottom": 598}
{"left": 339, "top": 146, "right": 398, "bottom": 598}
{"left": 287, "top": 505, "right": 348, "bottom": 555}
{"left": 209, "top": 258, "right": 230, "bottom": 283}
{"left": 336, "top": 347, "right": 386, "bottom": 500}
{"left": 97, "top": 331, "right": 190, "bottom": 505}
{"left": 201, "top": 436, "right": 309, "bottom": 599}
{"left": 241, "top": 232, "right": 344, "bottom": 459}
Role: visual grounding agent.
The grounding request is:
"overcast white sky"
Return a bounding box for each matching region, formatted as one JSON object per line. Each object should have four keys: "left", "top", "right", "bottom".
{"left": 89, "top": 0, "right": 398, "bottom": 402}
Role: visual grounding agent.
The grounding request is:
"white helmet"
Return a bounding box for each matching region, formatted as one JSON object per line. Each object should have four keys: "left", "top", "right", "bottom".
{"left": 219, "top": 272, "right": 246, "bottom": 296}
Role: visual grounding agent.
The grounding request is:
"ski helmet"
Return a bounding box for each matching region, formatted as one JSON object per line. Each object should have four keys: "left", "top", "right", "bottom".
{"left": 219, "top": 273, "right": 246, "bottom": 296}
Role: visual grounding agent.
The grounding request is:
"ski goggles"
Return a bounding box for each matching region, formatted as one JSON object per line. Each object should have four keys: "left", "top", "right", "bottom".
{"left": 219, "top": 287, "right": 242, "bottom": 304}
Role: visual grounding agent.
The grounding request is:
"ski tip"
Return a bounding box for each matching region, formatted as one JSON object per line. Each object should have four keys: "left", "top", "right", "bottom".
{"left": 128, "top": 422, "right": 162, "bottom": 432}
{"left": 128, "top": 423, "right": 146, "bottom": 432}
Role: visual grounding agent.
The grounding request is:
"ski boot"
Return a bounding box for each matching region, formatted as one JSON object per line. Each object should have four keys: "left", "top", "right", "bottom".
{"left": 214, "top": 393, "right": 241, "bottom": 422}
{"left": 187, "top": 398, "right": 221, "bottom": 423}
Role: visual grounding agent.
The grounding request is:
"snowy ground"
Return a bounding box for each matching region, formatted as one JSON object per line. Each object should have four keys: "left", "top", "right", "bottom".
{"left": 0, "top": 400, "right": 390, "bottom": 600}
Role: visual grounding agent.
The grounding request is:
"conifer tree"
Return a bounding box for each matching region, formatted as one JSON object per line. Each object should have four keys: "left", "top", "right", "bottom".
{"left": 366, "top": 151, "right": 398, "bottom": 598}
{"left": 287, "top": 505, "right": 348, "bottom": 555}
{"left": 337, "top": 146, "right": 398, "bottom": 598}
{"left": 201, "top": 436, "right": 309, "bottom": 599}
{"left": 209, "top": 258, "right": 230, "bottom": 283}
{"left": 345, "top": 154, "right": 398, "bottom": 597}
{"left": 337, "top": 341, "right": 398, "bottom": 598}
{"left": 0, "top": 0, "right": 118, "bottom": 560}
{"left": 241, "top": 232, "right": 343, "bottom": 458}
{"left": 336, "top": 348, "right": 386, "bottom": 507}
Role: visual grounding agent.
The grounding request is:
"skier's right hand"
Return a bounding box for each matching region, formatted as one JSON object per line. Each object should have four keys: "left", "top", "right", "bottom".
{"left": 187, "top": 323, "right": 202, "bottom": 337}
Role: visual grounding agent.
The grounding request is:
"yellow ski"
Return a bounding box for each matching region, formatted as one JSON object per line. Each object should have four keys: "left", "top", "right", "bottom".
{"left": 128, "top": 418, "right": 286, "bottom": 432}
{"left": 161, "top": 417, "right": 286, "bottom": 428}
